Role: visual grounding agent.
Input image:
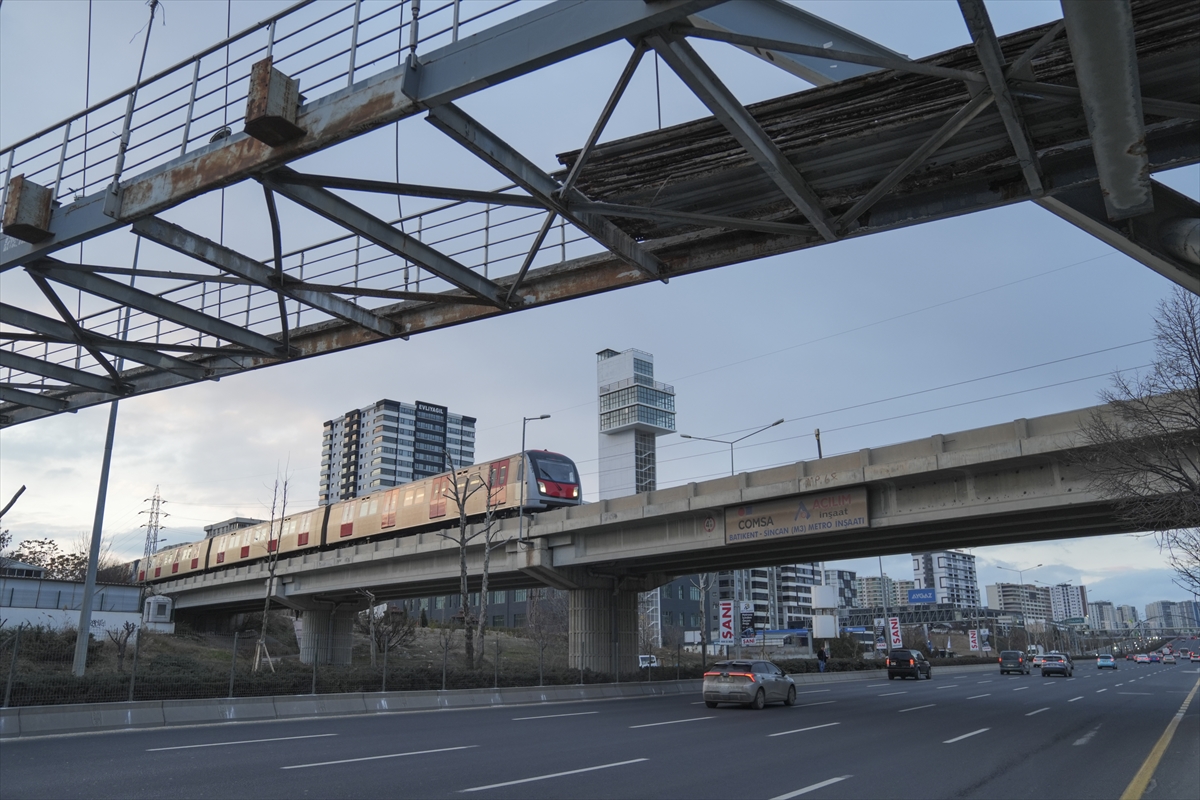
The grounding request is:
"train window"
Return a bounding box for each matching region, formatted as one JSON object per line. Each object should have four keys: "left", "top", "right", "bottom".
{"left": 369, "top": 498, "right": 378, "bottom": 515}
{"left": 402, "top": 489, "right": 414, "bottom": 507}
{"left": 297, "top": 532, "right": 309, "bottom": 546}
{"left": 216, "top": 552, "right": 225, "bottom": 563}
{"left": 528, "top": 452, "right": 577, "bottom": 484}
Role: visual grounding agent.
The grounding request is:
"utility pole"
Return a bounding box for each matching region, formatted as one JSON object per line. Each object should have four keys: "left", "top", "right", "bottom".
{"left": 140, "top": 487, "right": 167, "bottom": 566}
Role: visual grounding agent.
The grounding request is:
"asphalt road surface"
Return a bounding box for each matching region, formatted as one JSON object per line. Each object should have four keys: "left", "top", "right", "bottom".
{"left": 1, "top": 662, "right": 1197, "bottom": 799}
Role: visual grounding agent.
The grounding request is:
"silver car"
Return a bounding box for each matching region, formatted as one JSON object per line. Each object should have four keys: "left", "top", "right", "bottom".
{"left": 703, "top": 659, "right": 797, "bottom": 709}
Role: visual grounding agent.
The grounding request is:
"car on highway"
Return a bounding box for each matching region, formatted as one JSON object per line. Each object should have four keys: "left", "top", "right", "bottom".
{"left": 1096, "top": 654, "right": 1118, "bottom": 670}
{"left": 1163, "top": 654, "right": 1176, "bottom": 664}
{"left": 1191, "top": 653, "right": 1200, "bottom": 663}
{"left": 1032, "top": 654, "right": 1047, "bottom": 669}
{"left": 703, "top": 660, "right": 796, "bottom": 709}
{"left": 887, "top": 648, "right": 932, "bottom": 680}
{"left": 1041, "top": 653, "right": 1073, "bottom": 677}
{"left": 999, "top": 650, "right": 1031, "bottom": 675}
{"left": 1149, "top": 653, "right": 1161, "bottom": 663}
{"left": 1135, "top": 654, "right": 1150, "bottom": 664}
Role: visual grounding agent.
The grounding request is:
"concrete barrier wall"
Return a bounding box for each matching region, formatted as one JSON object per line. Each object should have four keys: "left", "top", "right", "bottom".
{"left": 0, "top": 663, "right": 997, "bottom": 739}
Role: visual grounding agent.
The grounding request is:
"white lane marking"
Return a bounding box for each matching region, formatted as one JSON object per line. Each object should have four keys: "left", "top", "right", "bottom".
{"left": 768, "top": 722, "right": 841, "bottom": 738}
{"left": 149, "top": 733, "right": 337, "bottom": 752}
{"left": 629, "top": 716, "right": 714, "bottom": 729}
{"left": 1073, "top": 725, "right": 1102, "bottom": 746}
{"left": 976, "top": 680, "right": 992, "bottom": 684}
{"left": 865, "top": 684, "right": 888, "bottom": 688}
{"left": 878, "top": 692, "right": 907, "bottom": 697}
{"left": 1068, "top": 696, "right": 1083, "bottom": 702}
{"left": 1013, "top": 687, "right": 1028, "bottom": 692}
{"left": 967, "top": 694, "right": 991, "bottom": 699}
{"left": 283, "top": 745, "right": 476, "bottom": 770}
{"left": 1116, "top": 683, "right": 1124, "bottom": 687}
{"left": 1096, "top": 689, "right": 1107, "bottom": 694}
{"left": 898, "top": 704, "right": 936, "bottom": 713}
{"left": 460, "top": 758, "right": 647, "bottom": 793}
{"left": 769, "top": 776, "right": 853, "bottom": 800}
{"left": 799, "top": 701, "right": 836, "bottom": 708}
{"left": 1026, "top": 707, "right": 1050, "bottom": 716}
{"left": 513, "top": 711, "right": 599, "bottom": 721}
{"left": 798, "top": 689, "right": 830, "bottom": 694}
{"left": 1119, "top": 692, "right": 1153, "bottom": 695}
{"left": 944, "top": 728, "right": 990, "bottom": 744}
{"left": 935, "top": 685, "right": 959, "bottom": 690}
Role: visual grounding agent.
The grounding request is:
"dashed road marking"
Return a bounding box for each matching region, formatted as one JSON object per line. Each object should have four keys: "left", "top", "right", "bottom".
{"left": 150, "top": 733, "right": 337, "bottom": 752}
{"left": 1013, "top": 687, "right": 1028, "bottom": 692}
{"left": 967, "top": 694, "right": 990, "bottom": 699}
{"left": 878, "top": 692, "right": 907, "bottom": 697}
{"left": 513, "top": 711, "right": 599, "bottom": 721}
{"left": 798, "top": 701, "right": 836, "bottom": 708}
{"left": 1097, "top": 689, "right": 1107, "bottom": 693}
{"left": 1074, "top": 725, "right": 1102, "bottom": 746}
{"left": 944, "top": 728, "right": 989, "bottom": 744}
{"left": 460, "top": 758, "right": 647, "bottom": 793}
{"left": 284, "top": 745, "right": 476, "bottom": 770}
{"left": 898, "top": 704, "right": 935, "bottom": 713}
{"left": 769, "top": 775, "right": 853, "bottom": 800}
{"left": 1026, "top": 707, "right": 1050, "bottom": 716}
{"left": 629, "top": 717, "right": 713, "bottom": 729}
{"left": 1069, "top": 696, "right": 1083, "bottom": 702}
{"left": 768, "top": 722, "right": 841, "bottom": 738}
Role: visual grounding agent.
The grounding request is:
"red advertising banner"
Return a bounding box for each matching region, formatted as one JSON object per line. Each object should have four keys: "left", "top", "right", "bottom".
{"left": 889, "top": 617, "right": 903, "bottom": 648}
{"left": 969, "top": 629, "right": 980, "bottom": 651}
{"left": 718, "top": 600, "right": 734, "bottom": 644}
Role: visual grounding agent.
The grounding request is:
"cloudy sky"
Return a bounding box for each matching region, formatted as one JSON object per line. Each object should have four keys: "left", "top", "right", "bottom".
{"left": 1, "top": 0, "right": 1195, "bottom": 616}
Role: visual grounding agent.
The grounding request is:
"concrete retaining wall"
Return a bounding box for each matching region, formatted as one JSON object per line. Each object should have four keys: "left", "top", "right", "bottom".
{"left": 0, "top": 663, "right": 996, "bottom": 739}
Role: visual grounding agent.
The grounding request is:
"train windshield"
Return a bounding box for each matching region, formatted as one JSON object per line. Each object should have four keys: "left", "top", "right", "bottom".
{"left": 528, "top": 452, "right": 577, "bottom": 484}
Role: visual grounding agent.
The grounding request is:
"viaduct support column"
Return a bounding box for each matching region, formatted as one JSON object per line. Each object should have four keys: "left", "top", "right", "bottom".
{"left": 569, "top": 586, "right": 638, "bottom": 676}
{"left": 298, "top": 606, "right": 356, "bottom": 666}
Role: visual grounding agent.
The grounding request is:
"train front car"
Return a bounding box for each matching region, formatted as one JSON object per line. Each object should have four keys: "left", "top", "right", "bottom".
{"left": 522, "top": 450, "right": 582, "bottom": 510}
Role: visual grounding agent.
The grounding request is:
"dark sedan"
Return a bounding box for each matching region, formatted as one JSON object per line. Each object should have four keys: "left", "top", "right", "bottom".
{"left": 887, "top": 648, "right": 932, "bottom": 680}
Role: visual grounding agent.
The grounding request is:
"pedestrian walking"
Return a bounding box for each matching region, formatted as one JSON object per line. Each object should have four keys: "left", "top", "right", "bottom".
{"left": 817, "top": 645, "right": 828, "bottom": 673}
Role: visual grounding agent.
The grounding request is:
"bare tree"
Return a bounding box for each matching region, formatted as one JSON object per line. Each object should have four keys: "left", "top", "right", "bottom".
{"left": 1082, "top": 288, "right": 1200, "bottom": 594}
{"left": 106, "top": 621, "right": 138, "bottom": 671}
{"left": 436, "top": 452, "right": 504, "bottom": 670}
{"left": 253, "top": 474, "right": 288, "bottom": 672}
{"left": 526, "top": 587, "right": 568, "bottom": 685}
{"left": 356, "top": 601, "right": 417, "bottom": 660}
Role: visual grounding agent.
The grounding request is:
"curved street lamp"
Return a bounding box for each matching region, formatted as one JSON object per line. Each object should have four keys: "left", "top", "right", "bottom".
{"left": 680, "top": 418, "right": 785, "bottom": 476}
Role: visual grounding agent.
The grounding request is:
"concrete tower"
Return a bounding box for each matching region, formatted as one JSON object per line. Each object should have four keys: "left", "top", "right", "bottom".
{"left": 596, "top": 349, "right": 675, "bottom": 500}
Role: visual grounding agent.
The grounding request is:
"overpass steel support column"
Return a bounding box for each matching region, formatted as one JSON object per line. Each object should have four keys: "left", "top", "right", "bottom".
{"left": 299, "top": 607, "right": 355, "bottom": 666}
{"left": 569, "top": 587, "right": 638, "bottom": 675}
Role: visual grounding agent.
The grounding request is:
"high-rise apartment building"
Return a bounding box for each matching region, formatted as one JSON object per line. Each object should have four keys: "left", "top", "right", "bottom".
{"left": 1116, "top": 605, "right": 1140, "bottom": 628}
{"left": 823, "top": 569, "right": 858, "bottom": 609}
{"left": 1145, "top": 600, "right": 1200, "bottom": 631}
{"left": 893, "top": 580, "right": 916, "bottom": 606}
{"left": 596, "top": 349, "right": 675, "bottom": 500}
{"left": 986, "top": 583, "right": 1052, "bottom": 622}
{"left": 1087, "top": 600, "right": 1118, "bottom": 631}
{"left": 853, "top": 575, "right": 896, "bottom": 609}
{"left": 1048, "top": 583, "right": 1088, "bottom": 622}
{"left": 319, "top": 399, "right": 476, "bottom": 504}
{"left": 912, "top": 550, "right": 980, "bottom": 608}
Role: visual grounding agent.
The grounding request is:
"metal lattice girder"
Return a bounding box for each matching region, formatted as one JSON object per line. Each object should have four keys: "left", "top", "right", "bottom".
{"left": 646, "top": 32, "right": 838, "bottom": 243}
{"left": 1037, "top": 179, "right": 1200, "bottom": 294}
{"left": 29, "top": 258, "right": 288, "bottom": 357}
{"left": 0, "top": 303, "right": 208, "bottom": 381}
{"left": 260, "top": 169, "right": 512, "bottom": 308}
{"left": 1060, "top": 0, "right": 1153, "bottom": 221}
{"left": 0, "top": 0, "right": 721, "bottom": 271}
{"left": 687, "top": 0, "right": 909, "bottom": 85}
{"left": 0, "top": 349, "right": 125, "bottom": 396}
{"left": 265, "top": 173, "right": 543, "bottom": 209}
{"left": 131, "top": 216, "right": 397, "bottom": 338}
{"left": 0, "top": 386, "right": 69, "bottom": 413}
{"left": 425, "top": 103, "right": 666, "bottom": 281}
{"left": 958, "top": 0, "right": 1045, "bottom": 197}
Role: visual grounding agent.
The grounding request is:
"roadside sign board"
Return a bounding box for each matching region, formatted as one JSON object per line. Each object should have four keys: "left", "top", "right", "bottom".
{"left": 889, "top": 617, "right": 903, "bottom": 648}
{"left": 724, "top": 488, "right": 868, "bottom": 545}
{"left": 740, "top": 601, "right": 756, "bottom": 646}
{"left": 969, "top": 629, "right": 980, "bottom": 651}
{"left": 718, "top": 601, "right": 734, "bottom": 644}
{"left": 907, "top": 588, "right": 936, "bottom": 604}
{"left": 874, "top": 617, "right": 887, "bottom": 650}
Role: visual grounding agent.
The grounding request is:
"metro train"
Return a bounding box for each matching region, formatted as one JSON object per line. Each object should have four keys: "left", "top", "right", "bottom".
{"left": 139, "top": 450, "right": 582, "bottom": 584}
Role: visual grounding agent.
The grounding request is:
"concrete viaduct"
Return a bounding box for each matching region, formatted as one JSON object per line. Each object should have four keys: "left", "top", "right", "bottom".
{"left": 157, "top": 401, "right": 1167, "bottom": 672}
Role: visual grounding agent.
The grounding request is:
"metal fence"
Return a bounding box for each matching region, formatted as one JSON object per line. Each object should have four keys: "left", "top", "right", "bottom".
{"left": 0, "top": 622, "right": 665, "bottom": 708}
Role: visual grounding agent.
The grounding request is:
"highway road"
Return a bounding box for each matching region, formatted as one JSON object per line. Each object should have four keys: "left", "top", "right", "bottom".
{"left": 1, "top": 662, "right": 1196, "bottom": 799}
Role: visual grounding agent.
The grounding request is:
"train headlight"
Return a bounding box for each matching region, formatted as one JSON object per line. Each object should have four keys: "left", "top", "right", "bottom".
{"left": 537, "top": 481, "right": 547, "bottom": 494}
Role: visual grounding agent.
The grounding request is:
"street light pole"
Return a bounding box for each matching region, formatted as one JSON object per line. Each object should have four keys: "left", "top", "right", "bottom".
{"left": 518, "top": 415, "right": 550, "bottom": 545}
{"left": 680, "top": 418, "right": 785, "bottom": 477}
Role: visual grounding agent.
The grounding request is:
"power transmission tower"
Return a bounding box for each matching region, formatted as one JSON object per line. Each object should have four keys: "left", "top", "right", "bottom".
{"left": 140, "top": 486, "right": 168, "bottom": 566}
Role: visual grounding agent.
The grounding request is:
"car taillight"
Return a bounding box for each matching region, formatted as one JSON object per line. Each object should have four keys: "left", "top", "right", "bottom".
{"left": 908, "top": 659, "right": 914, "bottom": 666}
{"left": 997, "top": 657, "right": 1002, "bottom": 663}
{"left": 1018, "top": 658, "right": 1023, "bottom": 663}
{"left": 572, "top": 486, "right": 579, "bottom": 498}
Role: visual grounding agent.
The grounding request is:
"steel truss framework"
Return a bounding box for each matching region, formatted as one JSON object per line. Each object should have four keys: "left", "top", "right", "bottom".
{"left": 1, "top": 0, "right": 1197, "bottom": 425}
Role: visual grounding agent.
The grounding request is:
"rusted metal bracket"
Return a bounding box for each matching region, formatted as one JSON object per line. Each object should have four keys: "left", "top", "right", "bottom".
{"left": 2, "top": 175, "right": 54, "bottom": 243}
{"left": 244, "top": 57, "right": 307, "bottom": 147}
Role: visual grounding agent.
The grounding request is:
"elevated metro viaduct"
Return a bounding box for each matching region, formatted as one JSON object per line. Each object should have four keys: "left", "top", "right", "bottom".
{"left": 158, "top": 400, "right": 1181, "bottom": 672}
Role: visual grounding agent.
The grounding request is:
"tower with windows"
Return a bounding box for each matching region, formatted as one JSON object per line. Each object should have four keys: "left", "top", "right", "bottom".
{"left": 596, "top": 349, "right": 675, "bottom": 500}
